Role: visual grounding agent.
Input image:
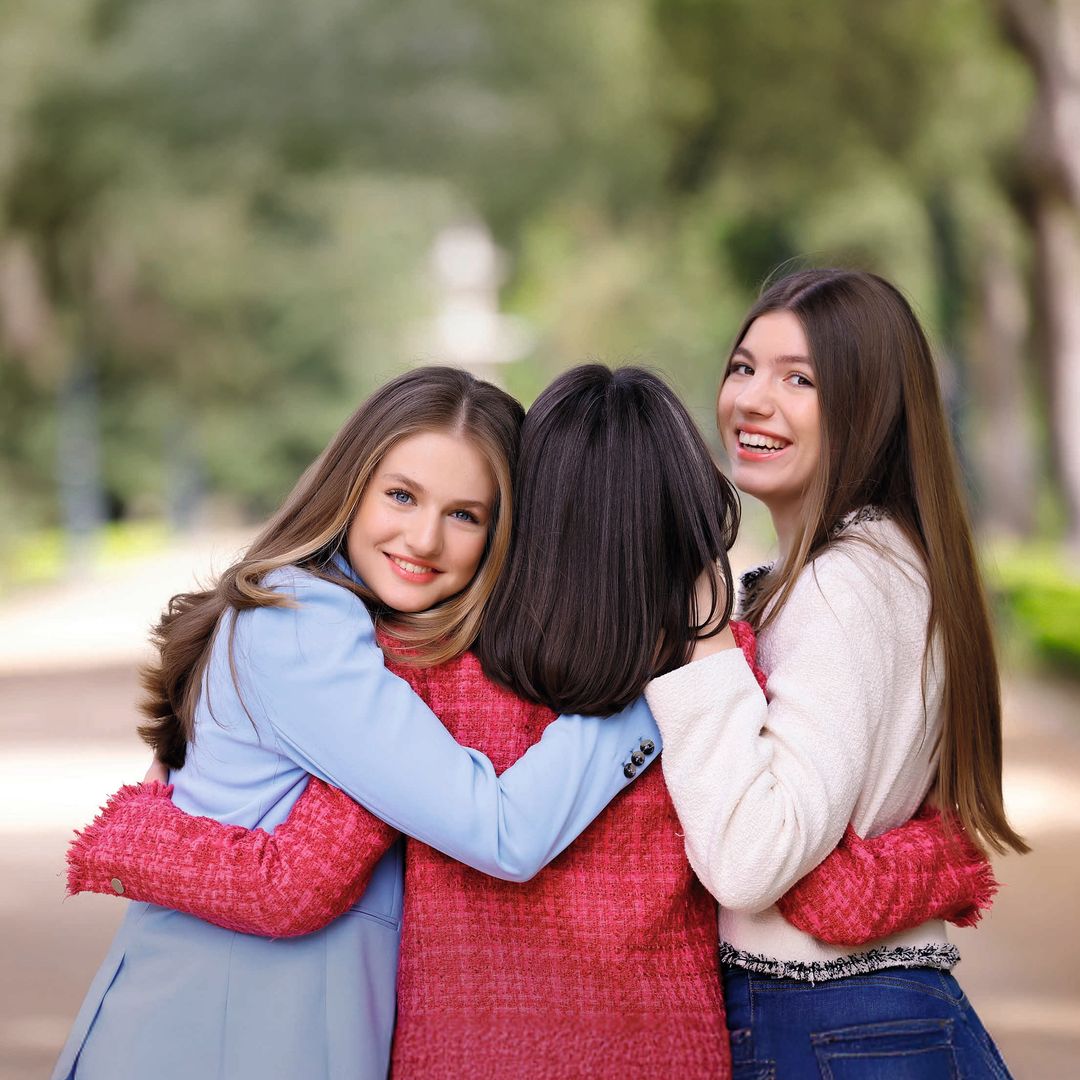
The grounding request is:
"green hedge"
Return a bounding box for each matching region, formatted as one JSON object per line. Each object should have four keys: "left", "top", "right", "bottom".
{"left": 988, "top": 547, "right": 1080, "bottom": 676}
{"left": 0, "top": 521, "right": 167, "bottom": 596}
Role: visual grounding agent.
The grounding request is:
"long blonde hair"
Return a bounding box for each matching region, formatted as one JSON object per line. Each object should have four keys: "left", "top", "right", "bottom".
{"left": 139, "top": 366, "right": 523, "bottom": 768}
{"left": 730, "top": 269, "right": 1027, "bottom": 856}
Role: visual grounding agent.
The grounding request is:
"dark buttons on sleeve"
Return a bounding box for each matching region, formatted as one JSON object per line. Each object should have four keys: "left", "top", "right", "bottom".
{"left": 623, "top": 761, "right": 638, "bottom": 779}
{"left": 640, "top": 739, "right": 655, "bottom": 756}
{"left": 631, "top": 750, "right": 645, "bottom": 767}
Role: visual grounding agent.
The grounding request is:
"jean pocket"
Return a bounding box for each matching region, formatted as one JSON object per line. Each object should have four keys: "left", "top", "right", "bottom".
{"left": 838, "top": 971, "right": 966, "bottom": 1009}
{"left": 812, "top": 1017, "right": 958, "bottom": 1080}
{"left": 728, "top": 1027, "right": 775, "bottom": 1080}
{"left": 732, "top": 1062, "right": 776, "bottom": 1080}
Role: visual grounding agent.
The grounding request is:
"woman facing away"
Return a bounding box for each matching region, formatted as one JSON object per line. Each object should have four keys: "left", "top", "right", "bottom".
{"left": 54, "top": 366, "right": 671, "bottom": 1080}
{"left": 648, "top": 268, "right": 1025, "bottom": 1077}
{"left": 66, "top": 364, "right": 994, "bottom": 1078}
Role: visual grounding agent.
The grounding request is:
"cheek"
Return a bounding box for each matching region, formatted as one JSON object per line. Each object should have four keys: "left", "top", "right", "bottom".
{"left": 798, "top": 410, "right": 823, "bottom": 474}
{"left": 716, "top": 384, "right": 736, "bottom": 430}
{"left": 348, "top": 500, "right": 391, "bottom": 554}
{"left": 348, "top": 506, "right": 373, "bottom": 549}
{"left": 450, "top": 531, "right": 489, "bottom": 580}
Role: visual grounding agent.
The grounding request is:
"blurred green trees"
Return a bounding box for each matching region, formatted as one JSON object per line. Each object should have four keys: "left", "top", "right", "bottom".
{"left": 0, "top": 0, "right": 1075, "bottom": 563}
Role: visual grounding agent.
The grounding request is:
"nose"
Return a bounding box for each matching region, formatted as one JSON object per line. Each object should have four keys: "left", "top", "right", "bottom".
{"left": 734, "top": 371, "right": 774, "bottom": 418}
{"left": 404, "top": 509, "right": 443, "bottom": 559}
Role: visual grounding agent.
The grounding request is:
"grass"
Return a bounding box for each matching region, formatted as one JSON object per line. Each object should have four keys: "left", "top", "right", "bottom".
{"left": 987, "top": 544, "right": 1080, "bottom": 677}
{"left": 0, "top": 521, "right": 169, "bottom": 596}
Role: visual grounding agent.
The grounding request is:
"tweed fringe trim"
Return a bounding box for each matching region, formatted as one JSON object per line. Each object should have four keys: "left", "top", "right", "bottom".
{"left": 950, "top": 849, "right": 1000, "bottom": 928}
{"left": 66, "top": 781, "right": 174, "bottom": 896}
{"left": 719, "top": 941, "right": 961, "bottom": 984}
{"left": 738, "top": 507, "right": 892, "bottom": 607}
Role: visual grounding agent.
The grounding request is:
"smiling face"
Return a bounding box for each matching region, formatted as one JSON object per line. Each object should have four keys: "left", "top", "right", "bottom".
{"left": 717, "top": 310, "right": 821, "bottom": 533}
{"left": 346, "top": 429, "right": 495, "bottom": 613}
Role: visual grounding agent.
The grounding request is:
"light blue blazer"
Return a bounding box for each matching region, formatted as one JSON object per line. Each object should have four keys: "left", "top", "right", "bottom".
{"left": 54, "top": 564, "right": 660, "bottom": 1080}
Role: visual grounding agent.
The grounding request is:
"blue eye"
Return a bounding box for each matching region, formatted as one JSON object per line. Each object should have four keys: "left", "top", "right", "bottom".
{"left": 451, "top": 509, "right": 481, "bottom": 524}
{"left": 387, "top": 489, "right": 413, "bottom": 505}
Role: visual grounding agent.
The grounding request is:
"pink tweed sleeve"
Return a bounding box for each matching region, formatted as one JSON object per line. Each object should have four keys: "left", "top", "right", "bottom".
{"left": 728, "top": 620, "right": 997, "bottom": 945}
{"left": 778, "top": 806, "right": 998, "bottom": 945}
{"left": 67, "top": 779, "right": 398, "bottom": 938}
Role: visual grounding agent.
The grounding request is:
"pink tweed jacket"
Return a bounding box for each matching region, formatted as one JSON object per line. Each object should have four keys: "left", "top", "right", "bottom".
{"left": 69, "top": 623, "right": 994, "bottom": 1078}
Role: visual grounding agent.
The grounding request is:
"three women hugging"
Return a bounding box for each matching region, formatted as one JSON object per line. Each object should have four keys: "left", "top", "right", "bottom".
{"left": 56, "top": 269, "right": 1022, "bottom": 1080}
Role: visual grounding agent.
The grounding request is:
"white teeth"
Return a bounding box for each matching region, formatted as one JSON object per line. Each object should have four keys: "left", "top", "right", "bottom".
{"left": 390, "top": 556, "right": 433, "bottom": 575}
{"left": 738, "top": 431, "right": 787, "bottom": 451}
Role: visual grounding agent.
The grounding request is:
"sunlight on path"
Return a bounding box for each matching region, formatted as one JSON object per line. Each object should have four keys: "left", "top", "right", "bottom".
{"left": 0, "top": 743, "right": 148, "bottom": 834}
{"left": 0, "top": 530, "right": 249, "bottom": 676}
{"left": 1002, "top": 765, "right": 1080, "bottom": 834}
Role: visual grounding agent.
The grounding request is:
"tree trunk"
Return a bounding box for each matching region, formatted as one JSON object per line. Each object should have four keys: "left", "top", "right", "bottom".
{"left": 970, "top": 230, "right": 1037, "bottom": 537}
{"left": 1034, "top": 195, "right": 1080, "bottom": 544}
{"left": 997, "top": 0, "right": 1080, "bottom": 545}
{"left": 57, "top": 349, "right": 106, "bottom": 574}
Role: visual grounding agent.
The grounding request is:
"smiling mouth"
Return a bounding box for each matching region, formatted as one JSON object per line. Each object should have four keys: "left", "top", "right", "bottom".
{"left": 737, "top": 430, "right": 790, "bottom": 456}
{"left": 385, "top": 553, "right": 440, "bottom": 579}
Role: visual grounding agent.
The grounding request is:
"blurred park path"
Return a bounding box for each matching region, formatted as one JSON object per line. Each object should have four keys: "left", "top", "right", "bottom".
{"left": 0, "top": 534, "right": 1077, "bottom": 1078}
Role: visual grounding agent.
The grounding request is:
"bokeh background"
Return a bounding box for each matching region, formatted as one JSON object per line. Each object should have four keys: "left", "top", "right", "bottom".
{"left": 1, "top": 0, "right": 1079, "bottom": 1076}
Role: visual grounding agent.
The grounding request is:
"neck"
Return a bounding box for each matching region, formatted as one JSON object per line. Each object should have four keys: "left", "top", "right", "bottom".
{"left": 769, "top": 502, "right": 803, "bottom": 561}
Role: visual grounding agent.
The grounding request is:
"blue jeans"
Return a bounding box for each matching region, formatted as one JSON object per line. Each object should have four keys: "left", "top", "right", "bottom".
{"left": 723, "top": 965, "right": 1013, "bottom": 1079}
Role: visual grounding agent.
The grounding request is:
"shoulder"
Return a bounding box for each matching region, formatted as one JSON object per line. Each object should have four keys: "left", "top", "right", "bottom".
{"left": 814, "top": 513, "right": 928, "bottom": 602}
{"left": 237, "top": 565, "right": 376, "bottom": 652}
{"left": 423, "top": 652, "right": 513, "bottom": 705}
{"left": 777, "top": 512, "right": 930, "bottom": 653}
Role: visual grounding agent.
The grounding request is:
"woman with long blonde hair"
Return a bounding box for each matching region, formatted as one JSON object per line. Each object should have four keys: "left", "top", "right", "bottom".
{"left": 54, "top": 366, "right": 662, "bottom": 1080}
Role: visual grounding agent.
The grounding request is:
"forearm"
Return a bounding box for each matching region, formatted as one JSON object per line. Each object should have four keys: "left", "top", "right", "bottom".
{"left": 245, "top": 575, "right": 659, "bottom": 882}
{"left": 648, "top": 651, "right": 867, "bottom": 911}
{"left": 67, "top": 780, "right": 398, "bottom": 937}
{"left": 277, "top": 697, "right": 661, "bottom": 882}
{"left": 778, "top": 809, "right": 999, "bottom": 945}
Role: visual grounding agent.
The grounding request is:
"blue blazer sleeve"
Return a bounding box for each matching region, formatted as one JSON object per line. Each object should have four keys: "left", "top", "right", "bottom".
{"left": 233, "top": 568, "right": 661, "bottom": 882}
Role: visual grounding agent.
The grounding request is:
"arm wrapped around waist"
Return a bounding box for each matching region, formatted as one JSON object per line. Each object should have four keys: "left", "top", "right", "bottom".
{"left": 778, "top": 805, "right": 998, "bottom": 945}
{"left": 67, "top": 779, "right": 399, "bottom": 938}
{"left": 723, "top": 621, "right": 996, "bottom": 944}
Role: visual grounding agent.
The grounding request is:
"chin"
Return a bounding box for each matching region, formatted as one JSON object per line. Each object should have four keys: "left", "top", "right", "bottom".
{"left": 381, "top": 591, "right": 430, "bottom": 614}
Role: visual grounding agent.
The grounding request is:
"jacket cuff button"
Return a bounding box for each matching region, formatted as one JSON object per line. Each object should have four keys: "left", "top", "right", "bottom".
{"left": 631, "top": 750, "right": 645, "bottom": 766}
{"left": 623, "top": 762, "right": 638, "bottom": 779}
{"left": 640, "top": 739, "right": 655, "bottom": 756}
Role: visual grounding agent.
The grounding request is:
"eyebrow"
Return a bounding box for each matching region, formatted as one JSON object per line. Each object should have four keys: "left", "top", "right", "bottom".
{"left": 733, "top": 346, "right": 813, "bottom": 365}
{"left": 382, "top": 472, "right": 490, "bottom": 511}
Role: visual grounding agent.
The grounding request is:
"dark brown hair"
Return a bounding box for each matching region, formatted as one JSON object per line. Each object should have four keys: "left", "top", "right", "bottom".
{"left": 140, "top": 366, "right": 524, "bottom": 768}
{"left": 476, "top": 364, "right": 740, "bottom": 715}
{"left": 729, "top": 268, "right": 1027, "bottom": 855}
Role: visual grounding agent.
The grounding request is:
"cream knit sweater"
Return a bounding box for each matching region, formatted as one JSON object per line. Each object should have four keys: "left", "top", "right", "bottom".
{"left": 646, "top": 513, "right": 956, "bottom": 978}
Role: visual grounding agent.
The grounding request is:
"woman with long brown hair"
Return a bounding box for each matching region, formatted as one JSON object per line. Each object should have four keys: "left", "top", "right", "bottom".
{"left": 650, "top": 268, "right": 1023, "bottom": 1077}
{"left": 53, "top": 366, "right": 665, "bottom": 1080}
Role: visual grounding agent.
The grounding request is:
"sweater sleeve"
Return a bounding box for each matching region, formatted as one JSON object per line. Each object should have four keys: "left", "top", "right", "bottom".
{"left": 646, "top": 547, "right": 919, "bottom": 912}
{"left": 67, "top": 779, "right": 397, "bottom": 938}
{"left": 717, "top": 619, "right": 996, "bottom": 941}
{"left": 777, "top": 807, "right": 999, "bottom": 944}
{"left": 234, "top": 570, "right": 660, "bottom": 883}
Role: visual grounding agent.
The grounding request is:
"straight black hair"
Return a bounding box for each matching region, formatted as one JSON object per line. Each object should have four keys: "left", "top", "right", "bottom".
{"left": 476, "top": 364, "right": 740, "bottom": 715}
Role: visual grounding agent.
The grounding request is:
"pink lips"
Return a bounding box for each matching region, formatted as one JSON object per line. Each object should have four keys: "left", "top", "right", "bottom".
{"left": 383, "top": 552, "right": 440, "bottom": 583}
{"left": 733, "top": 426, "right": 791, "bottom": 462}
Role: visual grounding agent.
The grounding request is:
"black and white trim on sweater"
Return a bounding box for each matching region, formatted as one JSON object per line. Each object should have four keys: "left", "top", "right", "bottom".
{"left": 718, "top": 941, "right": 960, "bottom": 984}
{"left": 737, "top": 506, "right": 891, "bottom": 613}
